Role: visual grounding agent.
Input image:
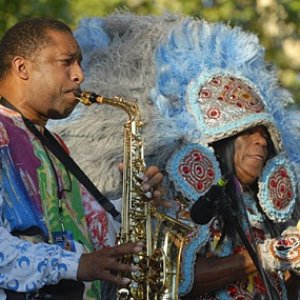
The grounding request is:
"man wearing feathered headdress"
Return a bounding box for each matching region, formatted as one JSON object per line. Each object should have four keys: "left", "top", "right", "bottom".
{"left": 51, "top": 13, "right": 300, "bottom": 299}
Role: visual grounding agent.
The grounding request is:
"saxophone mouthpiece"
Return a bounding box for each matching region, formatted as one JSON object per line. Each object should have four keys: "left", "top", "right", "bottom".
{"left": 74, "top": 89, "right": 82, "bottom": 98}
{"left": 74, "top": 90, "right": 113, "bottom": 106}
{"left": 74, "top": 90, "right": 99, "bottom": 105}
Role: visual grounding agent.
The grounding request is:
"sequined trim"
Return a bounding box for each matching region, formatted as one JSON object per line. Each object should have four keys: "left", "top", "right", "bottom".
{"left": 179, "top": 224, "right": 210, "bottom": 295}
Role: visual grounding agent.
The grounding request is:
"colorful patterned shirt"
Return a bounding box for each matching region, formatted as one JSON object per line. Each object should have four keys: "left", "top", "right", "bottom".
{"left": 0, "top": 105, "right": 120, "bottom": 299}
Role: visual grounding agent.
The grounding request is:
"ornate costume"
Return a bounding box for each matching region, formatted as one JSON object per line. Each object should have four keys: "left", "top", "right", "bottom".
{"left": 50, "top": 13, "right": 300, "bottom": 299}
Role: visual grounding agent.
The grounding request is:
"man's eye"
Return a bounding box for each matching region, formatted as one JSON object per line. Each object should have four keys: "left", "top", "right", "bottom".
{"left": 61, "top": 59, "right": 71, "bottom": 65}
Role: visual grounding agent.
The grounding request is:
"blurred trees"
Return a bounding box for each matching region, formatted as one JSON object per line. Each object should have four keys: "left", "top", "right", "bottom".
{"left": 1, "top": 0, "right": 300, "bottom": 105}
{"left": 0, "top": 0, "right": 71, "bottom": 33}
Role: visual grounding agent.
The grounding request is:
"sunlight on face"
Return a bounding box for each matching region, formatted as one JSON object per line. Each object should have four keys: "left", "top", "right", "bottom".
{"left": 25, "top": 30, "right": 84, "bottom": 125}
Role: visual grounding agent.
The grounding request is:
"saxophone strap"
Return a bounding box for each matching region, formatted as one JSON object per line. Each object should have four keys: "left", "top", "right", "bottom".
{"left": 0, "top": 98, "right": 121, "bottom": 223}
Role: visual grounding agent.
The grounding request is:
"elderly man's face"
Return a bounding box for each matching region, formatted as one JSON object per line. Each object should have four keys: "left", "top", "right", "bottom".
{"left": 233, "top": 126, "right": 269, "bottom": 186}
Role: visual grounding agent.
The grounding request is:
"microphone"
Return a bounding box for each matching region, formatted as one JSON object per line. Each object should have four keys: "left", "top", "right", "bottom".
{"left": 190, "top": 174, "right": 230, "bottom": 225}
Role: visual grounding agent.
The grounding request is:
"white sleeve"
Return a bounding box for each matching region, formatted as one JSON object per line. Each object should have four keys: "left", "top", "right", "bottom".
{"left": 0, "top": 227, "right": 81, "bottom": 292}
{"left": 0, "top": 184, "right": 81, "bottom": 292}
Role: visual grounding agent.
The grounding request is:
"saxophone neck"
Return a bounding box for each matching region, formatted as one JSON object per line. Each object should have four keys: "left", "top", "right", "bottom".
{"left": 75, "top": 90, "right": 142, "bottom": 124}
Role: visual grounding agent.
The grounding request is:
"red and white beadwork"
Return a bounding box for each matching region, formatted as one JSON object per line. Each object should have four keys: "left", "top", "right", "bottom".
{"left": 258, "top": 154, "right": 297, "bottom": 222}
{"left": 166, "top": 143, "right": 221, "bottom": 202}
{"left": 179, "top": 149, "right": 215, "bottom": 193}
{"left": 186, "top": 73, "right": 282, "bottom": 153}
{"left": 198, "top": 76, "right": 265, "bottom": 124}
{"left": 268, "top": 167, "right": 293, "bottom": 210}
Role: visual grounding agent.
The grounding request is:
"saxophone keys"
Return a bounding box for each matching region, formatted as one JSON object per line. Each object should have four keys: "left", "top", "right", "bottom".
{"left": 133, "top": 255, "right": 140, "bottom": 263}
{"left": 117, "top": 288, "right": 130, "bottom": 300}
{"left": 130, "top": 282, "right": 144, "bottom": 300}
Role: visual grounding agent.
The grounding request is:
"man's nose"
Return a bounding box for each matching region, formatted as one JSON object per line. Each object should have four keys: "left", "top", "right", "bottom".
{"left": 253, "top": 132, "right": 268, "bottom": 147}
{"left": 71, "top": 62, "right": 84, "bottom": 84}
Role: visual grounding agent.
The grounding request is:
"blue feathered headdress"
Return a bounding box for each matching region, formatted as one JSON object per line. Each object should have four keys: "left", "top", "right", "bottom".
{"left": 149, "top": 18, "right": 300, "bottom": 224}
{"left": 151, "top": 19, "right": 293, "bottom": 151}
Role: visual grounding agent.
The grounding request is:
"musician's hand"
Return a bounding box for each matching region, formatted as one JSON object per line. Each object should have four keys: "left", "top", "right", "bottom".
{"left": 118, "top": 163, "right": 171, "bottom": 208}
{"left": 141, "top": 165, "right": 171, "bottom": 208}
{"left": 77, "top": 242, "right": 143, "bottom": 286}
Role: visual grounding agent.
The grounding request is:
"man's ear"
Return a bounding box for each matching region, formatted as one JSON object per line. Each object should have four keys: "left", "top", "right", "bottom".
{"left": 11, "top": 56, "right": 29, "bottom": 80}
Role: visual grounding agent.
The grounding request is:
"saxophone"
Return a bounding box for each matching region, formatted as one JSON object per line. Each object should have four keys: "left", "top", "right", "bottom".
{"left": 75, "top": 91, "right": 193, "bottom": 300}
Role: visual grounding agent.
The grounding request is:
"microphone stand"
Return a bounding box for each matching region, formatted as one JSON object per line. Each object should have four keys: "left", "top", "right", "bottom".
{"left": 220, "top": 191, "right": 280, "bottom": 300}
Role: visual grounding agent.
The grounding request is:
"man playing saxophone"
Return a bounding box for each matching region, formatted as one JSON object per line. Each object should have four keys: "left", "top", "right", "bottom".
{"left": 0, "top": 17, "right": 166, "bottom": 300}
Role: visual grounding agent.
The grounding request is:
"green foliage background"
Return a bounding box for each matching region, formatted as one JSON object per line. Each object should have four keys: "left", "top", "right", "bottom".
{"left": 1, "top": 0, "right": 300, "bottom": 106}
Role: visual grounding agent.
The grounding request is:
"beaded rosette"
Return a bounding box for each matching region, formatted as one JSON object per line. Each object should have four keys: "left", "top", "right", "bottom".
{"left": 258, "top": 154, "right": 297, "bottom": 222}
{"left": 166, "top": 143, "right": 221, "bottom": 201}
